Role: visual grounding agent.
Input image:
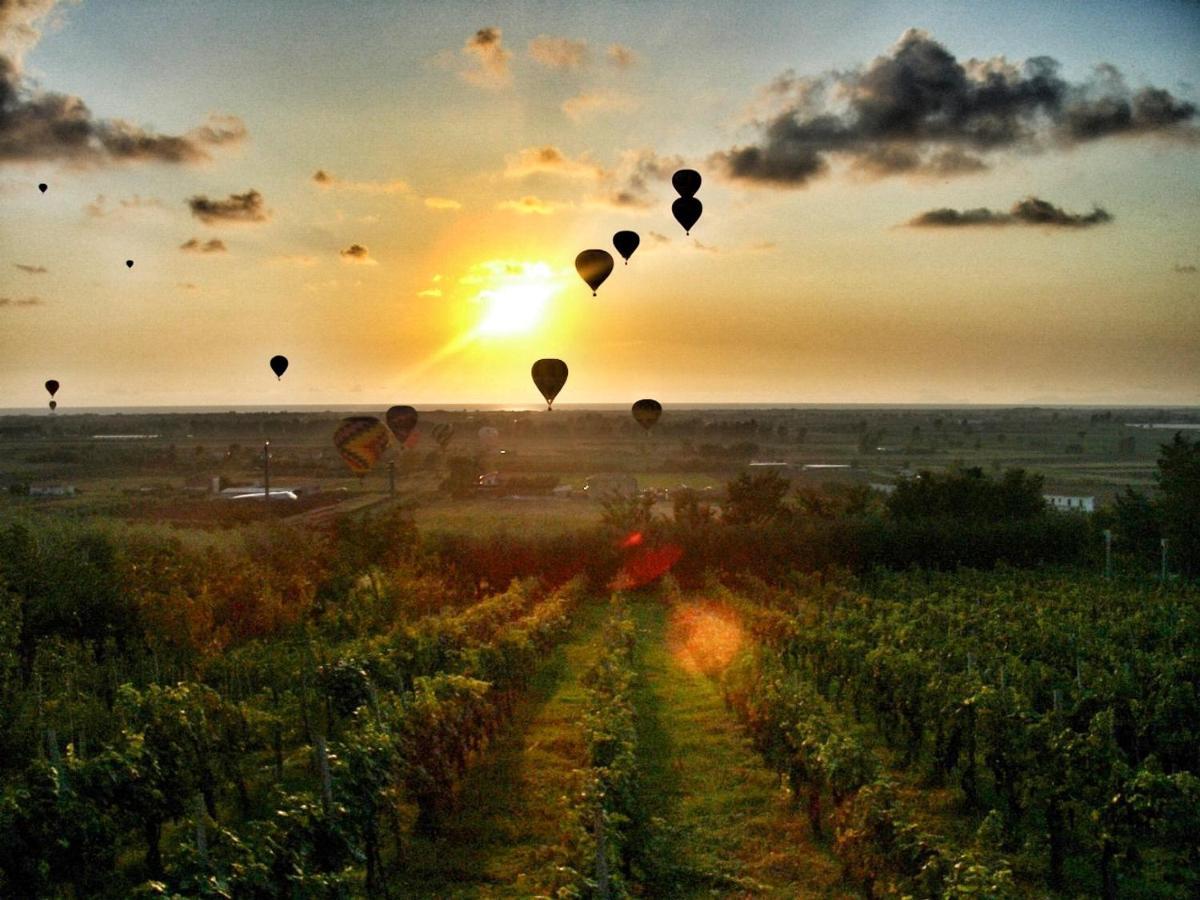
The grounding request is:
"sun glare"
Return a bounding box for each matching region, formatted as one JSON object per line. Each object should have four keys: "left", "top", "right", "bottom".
{"left": 474, "top": 261, "right": 559, "bottom": 336}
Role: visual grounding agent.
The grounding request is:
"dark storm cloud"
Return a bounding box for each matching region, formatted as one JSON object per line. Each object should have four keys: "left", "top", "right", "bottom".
{"left": 0, "top": 2, "right": 245, "bottom": 166}
{"left": 714, "top": 29, "right": 1196, "bottom": 187}
{"left": 187, "top": 190, "right": 269, "bottom": 224}
{"left": 0, "top": 295, "right": 42, "bottom": 306}
{"left": 14, "top": 262, "right": 46, "bottom": 273}
{"left": 907, "top": 196, "right": 1113, "bottom": 228}
{"left": 180, "top": 238, "right": 227, "bottom": 253}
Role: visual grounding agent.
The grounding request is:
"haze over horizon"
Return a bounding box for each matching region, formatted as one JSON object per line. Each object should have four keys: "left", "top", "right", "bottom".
{"left": 2, "top": 0, "right": 1198, "bottom": 408}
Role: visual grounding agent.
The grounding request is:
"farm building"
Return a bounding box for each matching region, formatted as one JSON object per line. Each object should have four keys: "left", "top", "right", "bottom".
{"left": 1043, "top": 494, "right": 1095, "bottom": 513}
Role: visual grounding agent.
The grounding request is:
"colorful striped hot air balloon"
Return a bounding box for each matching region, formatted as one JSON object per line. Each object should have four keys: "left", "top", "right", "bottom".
{"left": 333, "top": 417, "right": 391, "bottom": 477}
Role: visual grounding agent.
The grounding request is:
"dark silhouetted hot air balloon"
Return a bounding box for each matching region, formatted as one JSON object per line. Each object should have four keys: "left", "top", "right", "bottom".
{"left": 333, "top": 416, "right": 391, "bottom": 477}
{"left": 632, "top": 398, "right": 662, "bottom": 431}
{"left": 432, "top": 422, "right": 454, "bottom": 451}
{"left": 38, "top": 183, "right": 47, "bottom": 194}
{"left": 48, "top": 400, "right": 57, "bottom": 411}
{"left": 269, "top": 355, "right": 288, "bottom": 380}
{"left": 672, "top": 169, "right": 701, "bottom": 198}
{"left": 45, "top": 380, "right": 59, "bottom": 398}
{"left": 613, "top": 231, "right": 640, "bottom": 265}
{"left": 531, "top": 358, "right": 568, "bottom": 410}
{"left": 478, "top": 426, "right": 499, "bottom": 450}
{"left": 672, "top": 197, "right": 702, "bottom": 235}
{"left": 575, "top": 249, "right": 614, "bottom": 296}
{"left": 125, "top": 260, "right": 134, "bottom": 268}
{"left": 386, "top": 405, "right": 418, "bottom": 444}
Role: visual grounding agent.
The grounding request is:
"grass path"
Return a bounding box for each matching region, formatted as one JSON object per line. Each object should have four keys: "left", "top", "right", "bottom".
{"left": 628, "top": 598, "right": 851, "bottom": 898}
{"left": 390, "top": 600, "right": 608, "bottom": 898}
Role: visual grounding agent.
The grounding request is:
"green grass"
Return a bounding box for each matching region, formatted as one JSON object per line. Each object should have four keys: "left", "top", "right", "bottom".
{"left": 389, "top": 600, "right": 608, "bottom": 898}
{"left": 626, "top": 598, "right": 850, "bottom": 899}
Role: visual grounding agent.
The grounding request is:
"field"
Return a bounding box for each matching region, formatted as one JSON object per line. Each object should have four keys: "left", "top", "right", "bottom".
{"left": 0, "top": 406, "right": 1197, "bottom": 898}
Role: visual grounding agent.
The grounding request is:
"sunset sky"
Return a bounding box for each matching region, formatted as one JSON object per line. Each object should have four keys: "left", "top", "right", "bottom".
{"left": 2, "top": 0, "right": 1198, "bottom": 408}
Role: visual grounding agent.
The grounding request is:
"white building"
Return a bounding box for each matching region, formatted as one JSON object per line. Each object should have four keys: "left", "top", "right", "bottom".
{"left": 1044, "top": 494, "right": 1095, "bottom": 513}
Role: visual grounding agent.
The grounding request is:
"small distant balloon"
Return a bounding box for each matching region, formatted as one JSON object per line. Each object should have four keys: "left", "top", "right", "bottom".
{"left": 478, "top": 426, "right": 500, "bottom": 450}
{"left": 269, "top": 355, "right": 288, "bottom": 380}
{"left": 531, "top": 358, "right": 568, "bottom": 410}
{"left": 333, "top": 416, "right": 391, "bottom": 478}
{"left": 613, "top": 231, "right": 640, "bottom": 265}
{"left": 38, "top": 183, "right": 47, "bottom": 194}
{"left": 672, "top": 169, "right": 701, "bottom": 198}
{"left": 672, "top": 197, "right": 702, "bottom": 235}
{"left": 44, "top": 380, "right": 59, "bottom": 398}
{"left": 48, "top": 400, "right": 57, "bottom": 411}
{"left": 125, "top": 260, "right": 134, "bottom": 268}
{"left": 632, "top": 398, "right": 663, "bottom": 431}
{"left": 432, "top": 422, "right": 455, "bottom": 451}
{"left": 386, "top": 405, "right": 418, "bottom": 444}
{"left": 575, "top": 249, "right": 614, "bottom": 296}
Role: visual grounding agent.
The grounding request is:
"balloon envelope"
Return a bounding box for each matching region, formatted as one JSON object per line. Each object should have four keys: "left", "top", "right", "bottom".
{"left": 612, "top": 231, "right": 640, "bottom": 265}
{"left": 672, "top": 197, "right": 702, "bottom": 234}
{"left": 632, "top": 398, "right": 663, "bottom": 431}
{"left": 672, "top": 169, "right": 701, "bottom": 198}
{"left": 269, "top": 355, "right": 288, "bottom": 379}
{"left": 125, "top": 260, "right": 134, "bottom": 268}
{"left": 333, "top": 416, "right": 391, "bottom": 477}
{"left": 385, "top": 405, "right": 418, "bottom": 443}
{"left": 38, "top": 183, "right": 47, "bottom": 193}
{"left": 432, "top": 422, "right": 455, "bottom": 450}
{"left": 44, "top": 380, "right": 59, "bottom": 397}
{"left": 575, "top": 249, "right": 614, "bottom": 296}
{"left": 48, "top": 400, "right": 56, "bottom": 411}
{"left": 531, "top": 358, "right": 568, "bottom": 409}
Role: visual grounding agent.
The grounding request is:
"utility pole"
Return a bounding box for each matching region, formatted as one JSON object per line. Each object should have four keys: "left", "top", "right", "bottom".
{"left": 263, "top": 439, "right": 271, "bottom": 504}
{"left": 1103, "top": 529, "right": 1112, "bottom": 578}
{"left": 1160, "top": 538, "right": 1169, "bottom": 584}
{"left": 388, "top": 460, "right": 395, "bottom": 497}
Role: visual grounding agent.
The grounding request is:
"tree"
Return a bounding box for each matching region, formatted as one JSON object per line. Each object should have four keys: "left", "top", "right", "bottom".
{"left": 1156, "top": 432, "right": 1200, "bottom": 578}
{"left": 723, "top": 472, "right": 791, "bottom": 524}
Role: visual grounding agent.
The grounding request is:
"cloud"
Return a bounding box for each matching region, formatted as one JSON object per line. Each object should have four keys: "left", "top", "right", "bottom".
{"left": 311, "top": 169, "right": 408, "bottom": 193}
{"left": 0, "top": 295, "right": 42, "bottom": 307}
{"left": 179, "top": 237, "right": 227, "bottom": 253}
{"left": 461, "top": 27, "right": 511, "bottom": 89}
{"left": 713, "top": 29, "right": 1197, "bottom": 187}
{"left": 607, "top": 44, "right": 637, "bottom": 69}
{"left": 417, "top": 288, "right": 443, "bottom": 297}
{"left": 83, "top": 193, "right": 165, "bottom": 218}
{"left": 187, "top": 189, "right": 269, "bottom": 224}
{"left": 14, "top": 262, "right": 46, "bottom": 273}
{"left": 496, "top": 195, "right": 568, "bottom": 215}
{"left": 529, "top": 35, "right": 588, "bottom": 69}
{"left": 647, "top": 231, "right": 670, "bottom": 245}
{"left": 177, "top": 282, "right": 199, "bottom": 291}
{"left": 268, "top": 254, "right": 319, "bottom": 267}
{"left": 504, "top": 144, "right": 604, "bottom": 179}
{"left": 424, "top": 196, "right": 462, "bottom": 210}
{"left": 339, "top": 243, "right": 376, "bottom": 264}
{"left": 1174, "top": 263, "right": 1198, "bottom": 274}
{"left": 907, "top": 196, "right": 1113, "bottom": 228}
{"left": 589, "top": 148, "right": 684, "bottom": 209}
{"left": 562, "top": 89, "right": 637, "bottom": 122}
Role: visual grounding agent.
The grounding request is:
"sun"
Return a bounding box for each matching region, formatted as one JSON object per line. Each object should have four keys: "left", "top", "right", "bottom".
{"left": 474, "top": 261, "right": 560, "bottom": 336}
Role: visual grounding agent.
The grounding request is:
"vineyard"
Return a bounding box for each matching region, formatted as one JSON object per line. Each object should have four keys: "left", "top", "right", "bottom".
{"left": 0, "top": 505, "right": 1197, "bottom": 897}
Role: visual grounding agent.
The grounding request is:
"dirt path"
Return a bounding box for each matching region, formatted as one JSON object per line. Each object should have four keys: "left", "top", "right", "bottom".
{"left": 390, "top": 601, "right": 608, "bottom": 898}
{"left": 628, "top": 598, "right": 850, "bottom": 898}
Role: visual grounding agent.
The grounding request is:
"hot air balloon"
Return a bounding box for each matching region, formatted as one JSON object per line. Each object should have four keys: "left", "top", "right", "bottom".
{"left": 575, "top": 249, "right": 614, "bottom": 296}
{"left": 672, "top": 197, "right": 702, "bottom": 235}
{"left": 672, "top": 169, "right": 701, "bottom": 198}
{"left": 432, "top": 422, "right": 455, "bottom": 451}
{"left": 125, "top": 260, "right": 134, "bottom": 268}
{"left": 531, "top": 358, "right": 568, "bottom": 410}
{"left": 478, "top": 426, "right": 500, "bottom": 450}
{"left": 45, "top": 380, "right": 59, "bottom": 398}
{"left": 269, "top": 355, "right": 288, "bottom": 380}
{"left": 386, "top": 405, "right": 418, "bottom": 444}
{"left": 333, "top": 416, "right": 391, "bottom": 477}
{"left": 613, "top": 231, "right": 640, "bottom": 265}
{"left": 38, "top": 183, "right": 47, "bottom": 194}
{"left": 632, "top": 399, "right": 663, "bottom": 431}
{"left": 48, "top": 400, "right": 57, "bottom": 411}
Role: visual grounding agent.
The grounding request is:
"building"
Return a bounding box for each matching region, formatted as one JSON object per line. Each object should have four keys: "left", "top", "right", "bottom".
{"left": 1044, "top": 494, "right": 1095, "bottom": 513}
{"left": 29, "top": 484, "right": 75, "bottom": 497}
